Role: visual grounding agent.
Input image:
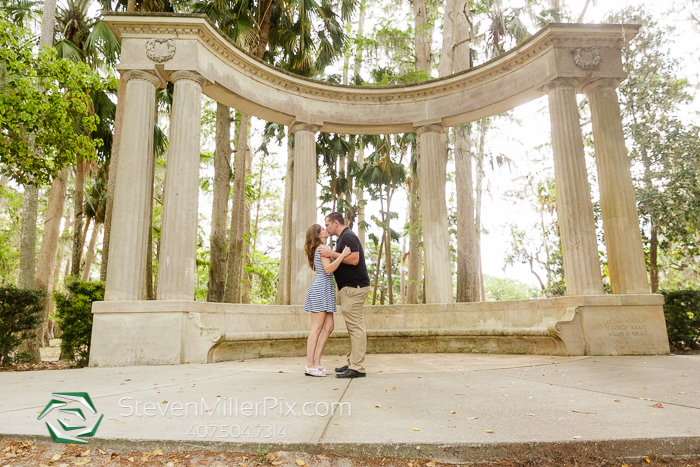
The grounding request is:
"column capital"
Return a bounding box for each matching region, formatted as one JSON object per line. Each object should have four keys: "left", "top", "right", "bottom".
{"left": 414, "top": 123, "right": 445, "bottom": 136}
{"left": 581, "top": 78, "right": 623, "bottom": 96}
{"left": 170, "top": 70, "right": 208, "bottom": 87}
{"left": 290, "top": 121, "right": 320, "bottom": 134}
{"left": 121, "top": 70, "right": 162, "bottom": 87}
{"left": 539, "top": 77, "right": 581, "bottom": 94}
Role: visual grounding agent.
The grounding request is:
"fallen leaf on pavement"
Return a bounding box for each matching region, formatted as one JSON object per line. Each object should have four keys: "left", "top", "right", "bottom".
{"left": 651, "top": 402, "right": 663, "bottom": 408}
{"left": 316, "top": 455, "right": 326, "bottom": 460}
{"left": 410, "top": 426, "right": 420, "bottom": 431}
{"left": 141, "top": 455, "right": 150, "bottom": 462}
{"left": 127, "top": 457, "right": 134, "bottom": 463}
{"left": 74, "top": 460, "right": 90, "bottom": 466}
{"left": 572, "top": 410, "right": 596, "bottom": 414}
{"left": 645, "top": 458, "right": 651, "bottom": 463}
{"left": 271, "top": 461, "right": 284, "bottom": 466}
{"left": 573, "top": 436, "right": 582, "bottom": 439}
{"left": 152, "top": 450, "right": 163, "bottom": 456}
{"left": 295, "top": 459, "right": 306, "bottom": 466}
{"left": 525, "top": 413, "right": 536, "bottom": 417}
{"left": 466, "top": 417, "right": 478, "bottom": 420}
{"left": 98, "top": 450, "right": 106, "bottom": 455}
{"left": 375, "top": 404, "right": 381, "bottom": 408}
{"left": 426, "top": 461, "right": 437, "bottom": 466}
{"left": 392, "top": 387, "right": 397, "bottom": 391}
{"left": 449, "top": 410, "right": 456, "bottom": 414}
{"left": 484, "top": 430, "right": 494, "bottom": 433}
{"left": 52, "top": 454, "right": 62, "bottom": 461}
{"left": 614, "top": 400, "right": 622, "bottom": 402}
{"left": 80, "top": 450, "right": 90, "bottom": 457}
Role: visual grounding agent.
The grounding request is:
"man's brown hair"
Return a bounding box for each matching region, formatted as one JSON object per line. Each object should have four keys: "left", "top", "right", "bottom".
{"left": 325, "top": 212, "right": 345, "bottom": 225}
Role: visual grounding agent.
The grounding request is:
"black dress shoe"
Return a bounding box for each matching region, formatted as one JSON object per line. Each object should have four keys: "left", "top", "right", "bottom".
{"left": 334, "top": 365, "right": 348, "bottom": 373}
{"left": 336, "top": 369, "right": 366, "bottom": 378}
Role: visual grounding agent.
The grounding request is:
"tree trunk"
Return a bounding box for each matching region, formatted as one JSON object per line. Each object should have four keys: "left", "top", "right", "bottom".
{"left": 19, "top": 0, "right": 57, "bottom": 361}
{"left": 19, "top": 185, "right": 38, "bottom": 290}
{"left": 256, "top": 0, "right": 273, "bottom": 59}
{"left": 223, "top": 112, "right": 250, "bottom": 303}
{"left": 345, "top": 136, "right": 356, "bottom": 227}
{"left": 100, "top": 76, "right": 127, "bottom": 281}
{"left": 356, "top": 141, "right": 366, "bottom": 247}
{"left": 70, "top": 155, "right": 85, "bottom": 277}
{"left": 454, "top": 125, "right": 479, "bottom": 302}
{"left": 35, "top": 168, "right": 68, "bottom": 346}
{"left": 18, "top": 183, "right": 40, "bottom": 362}
{"left": 371, "top": 234, "right": 385, "bottom": 305}
{"left": 278, "top": 131, "right": 294, "bottom": 304}
{"left": 413, "top": 0, "right": 432, "bottom": 75}
{"left": 475, "top": 119, "right": 487, "bottom": 300}
{"left": 241, "top": 145, "right": 253, "bottom": 304}
{"left": 384, "top": 185, "right": 394, "bottom": 304}
{"left": 407, "top": 150, "right": 422, "bottom": 304}
{"left": 207, "top": 103, "right": 232, "bottom": 302}
{"left": 400, "top": 238, "right": 407, "bottom": 304}
{"left": 81, "top": 223, "right": 102, "bottom": 280}
{"left": 650, "top": 219, "right": 658, "bottom": 293}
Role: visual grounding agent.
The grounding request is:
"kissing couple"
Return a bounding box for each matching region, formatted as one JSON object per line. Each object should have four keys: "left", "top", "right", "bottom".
{"left": 301, "top": 212, "right": 371, "bottom": 378}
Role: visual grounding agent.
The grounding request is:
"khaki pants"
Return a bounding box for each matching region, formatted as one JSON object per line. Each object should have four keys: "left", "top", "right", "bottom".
{"left": 338, "top": 285, "right": 370, "bottom": 372}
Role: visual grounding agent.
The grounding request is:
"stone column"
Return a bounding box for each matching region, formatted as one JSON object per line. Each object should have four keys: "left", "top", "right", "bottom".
{"left": 289, "top": 122, "right": 320, "bottom": 305}
{"left": 157, "top": 71, "right": 207, "bottom": 300}
{"left": 585, "top": 80, "right": 649, "bottom": 294}
{"left": 105, "top": 70, "right": 160, "bottom": 301}
{"left": 416, "top": 124, "right": 454, "bottom": 304}
{"left": 544, "top": 79, "right": 603, "bottom": 295}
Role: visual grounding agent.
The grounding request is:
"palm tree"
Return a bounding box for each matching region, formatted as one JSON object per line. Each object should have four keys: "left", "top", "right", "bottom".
{"left": 358, "top": 134, "right": 407, "bottom": 305}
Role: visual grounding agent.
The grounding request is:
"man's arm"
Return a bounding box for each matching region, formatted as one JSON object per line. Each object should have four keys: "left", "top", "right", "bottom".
{"left": 318, "top": 246, "right": 359, "bottom": 265}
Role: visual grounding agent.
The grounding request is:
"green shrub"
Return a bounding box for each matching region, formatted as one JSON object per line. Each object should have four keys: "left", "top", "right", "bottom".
{"left": 53, "top": 278, "right": 104, "bottom": 367}
{"left": 0, "top": 285, "right": 45, "bottom": 365}
{"left": 660, "top": 288, "right": 700, "bottom": 349}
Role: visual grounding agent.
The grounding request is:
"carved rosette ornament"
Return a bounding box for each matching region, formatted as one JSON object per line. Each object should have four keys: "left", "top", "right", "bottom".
{"left": 573, "top": 47, "right": 601, "bottom": 71}
{"left": 146, "top": 38, "right": 176, "bottom": 62}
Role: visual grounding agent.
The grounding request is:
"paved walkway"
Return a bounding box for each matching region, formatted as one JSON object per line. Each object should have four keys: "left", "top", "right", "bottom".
{"left": 1, "top": 354, "right": 699, "bottom": 462}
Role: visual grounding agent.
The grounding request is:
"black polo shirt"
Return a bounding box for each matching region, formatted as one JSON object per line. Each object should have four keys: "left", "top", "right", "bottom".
{"left": 333, "top": 227, "right": 370, "bottom": 290}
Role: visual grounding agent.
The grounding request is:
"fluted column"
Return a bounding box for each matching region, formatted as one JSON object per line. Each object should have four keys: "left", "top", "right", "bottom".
{"left": 416, "top": 124, "right": 454, "bottom": 304}
{"left": 544, "top": 79, "right": 603, "bottom": 295}
{"left": 585, "top": 79, "right": 649, "bottom": 294}
{"left": 157, "top": 71, "right": 206, "bottom": 300}
{"left": 289, "top": 122, "right": 320, "bottom": 305}
{"left": 105, "top": 70, "right": 160, "bottom": 301}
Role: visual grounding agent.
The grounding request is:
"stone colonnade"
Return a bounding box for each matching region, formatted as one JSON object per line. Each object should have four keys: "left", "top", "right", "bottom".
{"left": 104, "top": 73, "right": 650, "bottom": 304}
{"left": 102, "top": 18, "right": 649, "bottom": 305}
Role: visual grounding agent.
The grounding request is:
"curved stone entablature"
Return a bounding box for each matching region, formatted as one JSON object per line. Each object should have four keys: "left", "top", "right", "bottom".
{"left": 104, "top": 13, "right": 639, "bottom": 134}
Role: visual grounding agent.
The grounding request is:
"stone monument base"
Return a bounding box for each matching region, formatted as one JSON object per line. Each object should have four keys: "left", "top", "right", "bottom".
{"left": 88, "top": 295, "right": 669, "bottom": 367}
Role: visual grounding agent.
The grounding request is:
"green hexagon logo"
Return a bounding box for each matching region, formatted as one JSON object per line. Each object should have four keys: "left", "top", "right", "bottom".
{"left": 38, "top": 392, "right": 103, "bottom": 444}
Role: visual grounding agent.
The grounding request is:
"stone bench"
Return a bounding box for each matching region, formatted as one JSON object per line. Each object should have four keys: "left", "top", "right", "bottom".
{"left": 89, "top": 294, "right": 668, "bottom": 366}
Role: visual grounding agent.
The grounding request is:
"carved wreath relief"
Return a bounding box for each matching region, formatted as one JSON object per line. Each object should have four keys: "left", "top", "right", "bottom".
{"left": 573, "top": 47, "right": 601, "bottom": 71}
{"left": 146, "top": 38, "right": 176, "bottom": 62}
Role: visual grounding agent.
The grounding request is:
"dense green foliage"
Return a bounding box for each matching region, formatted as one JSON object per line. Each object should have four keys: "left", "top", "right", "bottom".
{"left": 0, "top": 14, "right": 113, "bottom": 185}
{"left": 610, "top": 7, "right": 700, "bottom": 291}
{"left": 661, "top": 289, "right": 700, "bottom": 349}
{"left": 53, "top": 278, "right": 104, "bottom": 367}
{"left": 0, "top": 285, "right": 44, "bottom": 365}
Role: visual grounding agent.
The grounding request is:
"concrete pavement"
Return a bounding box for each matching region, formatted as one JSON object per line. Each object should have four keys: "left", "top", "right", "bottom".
{"left": 1, "top": 354, "right": 698, "bottom": 462}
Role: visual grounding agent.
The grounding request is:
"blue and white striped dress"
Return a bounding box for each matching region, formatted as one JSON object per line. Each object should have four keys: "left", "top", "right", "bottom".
{"left": 302, "top": 248, "right": 337, "bottom": 313}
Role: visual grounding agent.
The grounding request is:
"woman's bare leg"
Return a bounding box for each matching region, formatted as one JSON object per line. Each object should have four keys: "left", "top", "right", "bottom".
{"left": 306, "top": 312, "right": 327, "bottom": 368}
{"left": 313, "top": 313, "right": 335, "bottom": 366}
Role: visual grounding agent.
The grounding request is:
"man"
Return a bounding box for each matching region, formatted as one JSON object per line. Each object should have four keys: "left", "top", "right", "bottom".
{"left": 319, "top": 212, "right": 370, "bottom": 378}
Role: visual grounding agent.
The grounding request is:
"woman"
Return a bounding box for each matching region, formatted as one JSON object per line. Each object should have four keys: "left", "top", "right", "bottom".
{"left": 302, "top": 224, "right": 350, "bottom": 377}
